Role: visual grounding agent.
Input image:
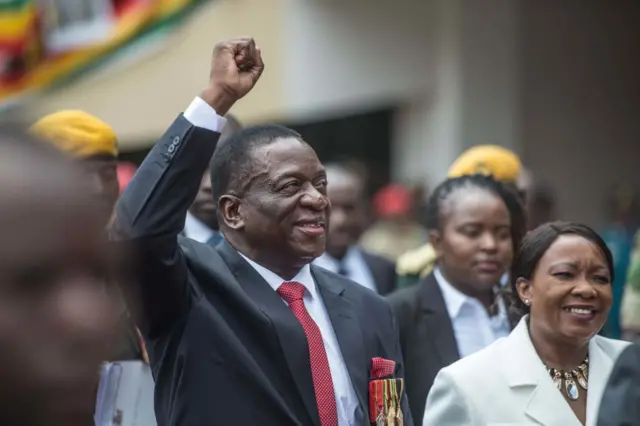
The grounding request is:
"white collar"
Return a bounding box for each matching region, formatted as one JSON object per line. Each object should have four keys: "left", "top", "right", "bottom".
{"left": 238, "top": 253, "right": 317, "bottom": 299}
{"left": 434, "top": 267, "right": 470, "bottom": 318}
{"left": 184, "top": 211, "right": 216, "bottom": 243}
{"left": 435, "top": 267, "right": 507, "bottom": 319}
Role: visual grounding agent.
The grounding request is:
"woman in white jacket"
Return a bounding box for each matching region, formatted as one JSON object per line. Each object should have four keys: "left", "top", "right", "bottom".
{"left": 423, "top": 222, "right": 630, "bottom": 426}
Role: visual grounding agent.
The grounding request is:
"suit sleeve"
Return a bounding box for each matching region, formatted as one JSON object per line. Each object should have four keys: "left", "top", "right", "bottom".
{"left": 422, "top": 368, "right": 482, "bottom": 426}
{"left": 597, "top": 344, "right": 640, "bottom": 426}
{"left": 110, "top": 98, "right": 225, "bottom": 337}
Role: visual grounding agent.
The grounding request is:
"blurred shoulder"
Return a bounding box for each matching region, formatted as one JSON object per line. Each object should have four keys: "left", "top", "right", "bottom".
{"left": 386, "top": 281, "right": 422, "bottom": 308}
{"left": 361, "top": 250, "right": 395, "bottom": 268}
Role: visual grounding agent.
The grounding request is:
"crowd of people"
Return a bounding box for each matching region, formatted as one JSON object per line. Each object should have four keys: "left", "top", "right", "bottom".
{"left": 1, "top": 36, "right": 639, "bottom": 426}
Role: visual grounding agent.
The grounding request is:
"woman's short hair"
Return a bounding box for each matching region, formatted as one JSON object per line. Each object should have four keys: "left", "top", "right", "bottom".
{"left": 509, "top": 221, "right": 615, "bottom": 316}
{"left": 425, "top": 173, "right": 527, "bottom": 255}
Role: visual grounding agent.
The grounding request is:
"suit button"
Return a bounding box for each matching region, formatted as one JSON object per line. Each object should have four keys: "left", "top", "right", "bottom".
{"left": 167, "top": 136, "right": 181, "bottom": 154}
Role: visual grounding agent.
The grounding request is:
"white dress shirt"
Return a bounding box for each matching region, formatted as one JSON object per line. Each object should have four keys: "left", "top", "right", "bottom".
{"left": 434, "top": 267, "right": 510, "bottom": 358}
{"left": 313, "top": 247, "right": 378, "bottom": 293}
{"left": 240, "top": 254, "right": 359, "bottom": 426}
{"left": 184, "top": 211, "right": 217, "bottom": 243}
{"left": 183, "top": 97, "right": 359, "bottom": 426}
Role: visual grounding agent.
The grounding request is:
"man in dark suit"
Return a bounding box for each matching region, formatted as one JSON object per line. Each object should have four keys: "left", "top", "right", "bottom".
{"left": 313, "top": 163, "right": 396, "bottom": 295}
{"left": 597, "top": 343, "right": 640, "bottom": 426}
{"left": 112, "top": 38, "right": 411, "bottom": 426}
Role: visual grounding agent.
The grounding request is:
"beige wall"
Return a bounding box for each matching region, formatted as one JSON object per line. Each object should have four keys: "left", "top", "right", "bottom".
{"left": 22, "top": 0, "right": 286, "bottom": 149}
{"left": 520, "top": 0, "right": 640, "bottom": 226}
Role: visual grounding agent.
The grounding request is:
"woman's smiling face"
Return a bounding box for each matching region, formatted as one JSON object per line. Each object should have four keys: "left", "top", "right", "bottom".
{"left": 518, "top": 234, "right": 613, "bottom": 345}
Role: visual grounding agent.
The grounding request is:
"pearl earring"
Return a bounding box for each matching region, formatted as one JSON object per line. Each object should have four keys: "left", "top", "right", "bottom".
{"left": 524, "top": 299, "right": 531, "bottom": 306}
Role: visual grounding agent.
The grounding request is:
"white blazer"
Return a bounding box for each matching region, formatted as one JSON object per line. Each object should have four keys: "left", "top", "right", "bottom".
{"left": 422, "top": 316, "right": 630, "bottom": 426}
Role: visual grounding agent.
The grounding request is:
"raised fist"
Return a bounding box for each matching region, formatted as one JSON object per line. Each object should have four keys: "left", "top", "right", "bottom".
{"left": 201, "top": 37, "right": 264, "bottom": 115}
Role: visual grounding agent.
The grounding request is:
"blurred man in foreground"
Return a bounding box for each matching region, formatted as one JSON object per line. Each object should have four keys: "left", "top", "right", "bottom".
{"left": 396, "top": 145, "right": 526, "bottom": 289}
{"left": 0, "top": 127, "right": 118, "bottom": 425}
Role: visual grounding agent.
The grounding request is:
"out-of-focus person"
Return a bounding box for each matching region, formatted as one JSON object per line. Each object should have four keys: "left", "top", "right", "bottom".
{"left": 184, "top": 113, "right": 243, "bottom": 246}
{"left": 388, "top": 174, "right": 526, "bottom": 422}
{"left": 30, "top": 110, "right": 146, "bottom": 362}
{"left": 117, "top": 161, "right": 137, "bottom": 194}
{"left": 360, "top": 183, "right": 428, "bottom": 262}
{"left": 411, "top": 182, "right": 430, "bottom": 229}
{"left": 423, "top": 222, "right": 630, "bottom": 426}
{"left": 597, "top": 343, "right": 640, "bottom": 426}
{"left": 30, "top": 110, "right": 119, "bottom": 225}
{"left": 313, "top": 163, "right": 396, "bottom": 295}
{"left": 396, "top": 144, "right": 526, "bottom": 289}
{"left": 0, "top": 127, "right": 118, "bottom": 426}
{"left": 600, "top": 182, "right": 639, "bottom": 339}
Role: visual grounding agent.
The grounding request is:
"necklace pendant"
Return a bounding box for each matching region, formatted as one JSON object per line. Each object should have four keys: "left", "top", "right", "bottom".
{"left": 575, "top": 370, "right": 588, "bottom": 390}
{"left": 580, "top": 363, "right": 589, "bottom": 381}
{"left": 564, "top": 373, "right": 579, "bottom": 400}
{"left": 551, "top": 370, "right": 562, "bottom": 391}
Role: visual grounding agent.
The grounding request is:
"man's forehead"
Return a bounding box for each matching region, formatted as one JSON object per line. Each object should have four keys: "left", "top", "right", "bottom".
{"left": 250, "top": 138, "right": 323, "bottom": 176}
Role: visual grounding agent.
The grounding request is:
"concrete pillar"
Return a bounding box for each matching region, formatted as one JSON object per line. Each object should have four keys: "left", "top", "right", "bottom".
{"left": 392, "top": 0, "right": 521, "bottom": 188}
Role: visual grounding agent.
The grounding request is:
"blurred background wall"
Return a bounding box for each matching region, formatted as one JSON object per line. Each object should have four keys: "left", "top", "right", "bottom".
{"left": 5, "top": 0, "right": 640, "bottom": 226}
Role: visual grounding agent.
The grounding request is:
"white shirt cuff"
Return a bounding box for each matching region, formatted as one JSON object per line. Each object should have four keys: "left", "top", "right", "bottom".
{"left": 183, "top": 97, "right": 227, "bottom": 133}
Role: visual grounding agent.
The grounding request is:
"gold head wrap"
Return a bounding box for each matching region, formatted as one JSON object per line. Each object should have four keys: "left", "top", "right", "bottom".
{"left": 448, "top": 145, "right": 521, "bottom": 183}
{"left": 30, "top": 110, "right": 118, "bottom": 158}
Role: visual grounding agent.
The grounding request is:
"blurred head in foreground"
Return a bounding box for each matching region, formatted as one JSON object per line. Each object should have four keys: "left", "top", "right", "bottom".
{"left": 0, "top": 127, "right": 118, "bottom": 425}
{"left": 30, "top": 110, "right": 119, "bottom": 225}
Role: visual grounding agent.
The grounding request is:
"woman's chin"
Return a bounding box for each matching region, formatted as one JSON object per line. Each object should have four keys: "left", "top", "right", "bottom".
{"left": 559, "top": 324, "right": 602, "bottom": 343}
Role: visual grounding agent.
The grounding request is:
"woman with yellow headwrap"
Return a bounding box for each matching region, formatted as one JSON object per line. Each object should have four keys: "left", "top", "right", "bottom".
{"left": 395, "top": 145, "right": 526, "bottom": 289}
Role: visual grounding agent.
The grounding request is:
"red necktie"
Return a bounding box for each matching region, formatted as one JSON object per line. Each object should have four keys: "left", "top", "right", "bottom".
{"left": 277, "top": 281, "right": 339, "bottom": 426}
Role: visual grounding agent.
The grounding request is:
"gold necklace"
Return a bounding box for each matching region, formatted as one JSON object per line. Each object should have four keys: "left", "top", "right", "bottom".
{"left": 546, "top": 356, "right": 589, "bottom": 400}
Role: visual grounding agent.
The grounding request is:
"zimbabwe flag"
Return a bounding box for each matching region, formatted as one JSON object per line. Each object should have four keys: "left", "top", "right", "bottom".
{"left": 0, "top": 0, "right": 206, "bottom": 104}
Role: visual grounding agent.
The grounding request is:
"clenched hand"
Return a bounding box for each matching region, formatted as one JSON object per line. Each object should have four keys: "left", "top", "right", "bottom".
{"left": 200, "top": 37, "right": 264, "bottom": 115}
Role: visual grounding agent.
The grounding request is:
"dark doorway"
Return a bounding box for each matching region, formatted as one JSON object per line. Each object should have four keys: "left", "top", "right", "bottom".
{"left": 119, "top": 107, "right": 395, "bottom": 199}
{"left": 283, "top": 107, "right": 394, "bottom": 199}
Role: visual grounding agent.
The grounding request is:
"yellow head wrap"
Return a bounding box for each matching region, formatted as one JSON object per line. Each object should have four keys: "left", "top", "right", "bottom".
{"left": 448, "top": 145, "right": 522, "bottom": 183}
{"left": 30, "top": 110, "right": 118, "bottom": 158}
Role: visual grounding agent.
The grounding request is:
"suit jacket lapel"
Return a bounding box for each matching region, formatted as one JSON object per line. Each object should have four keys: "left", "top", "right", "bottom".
{"left": 502, "top": 318, "right": 580, "bottom": 426}
{"left": 420, "top": 274, "right": 460, "bottom": 366}
{"left": 312, "top": 266, "right": 368, "bottom": 416}
{"left": 217, "top": 242, "right": 321, "bottom": 426}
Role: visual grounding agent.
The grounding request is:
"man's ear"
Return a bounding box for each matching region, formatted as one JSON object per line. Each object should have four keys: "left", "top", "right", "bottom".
{"left": 219, "top": 195, "right": 244, "bottom": 230}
